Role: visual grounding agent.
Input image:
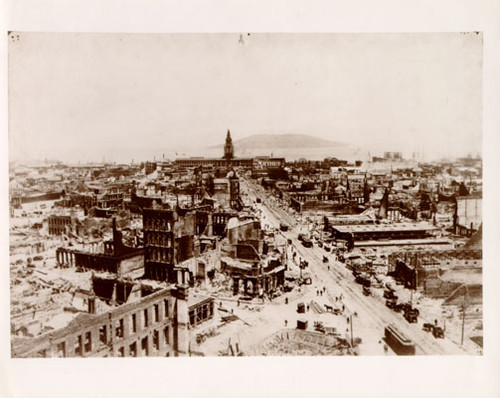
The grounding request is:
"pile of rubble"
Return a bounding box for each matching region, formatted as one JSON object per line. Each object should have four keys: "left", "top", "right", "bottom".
{"left": 256, "top": 329, "right": 352, "bottom": 356}
{"left": 12, "top": 267, "right": 75, "bottom": 295}
{"left": 206, "top": 271, "right": 233, "bottom": 296}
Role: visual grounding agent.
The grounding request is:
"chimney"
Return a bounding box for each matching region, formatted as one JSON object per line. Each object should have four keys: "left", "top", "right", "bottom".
{"left": 112, "top": 217, "right": 123, "bottom": 256}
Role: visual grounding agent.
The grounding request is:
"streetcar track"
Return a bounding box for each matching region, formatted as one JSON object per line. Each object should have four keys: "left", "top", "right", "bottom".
{"left": 289, "top": 224, "right": 447, "bottom": 355}
{"left": 245, "top": 180, "right": 453, "bottom": 355}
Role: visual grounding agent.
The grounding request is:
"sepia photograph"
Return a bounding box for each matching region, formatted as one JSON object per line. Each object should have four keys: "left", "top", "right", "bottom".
{"left": 8, "top": 32, "right": 484, "bottom": 359}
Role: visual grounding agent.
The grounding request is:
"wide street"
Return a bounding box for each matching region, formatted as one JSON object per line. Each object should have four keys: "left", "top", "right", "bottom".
{"left": 241, "top": 178, "right": 469, "bottom": 355}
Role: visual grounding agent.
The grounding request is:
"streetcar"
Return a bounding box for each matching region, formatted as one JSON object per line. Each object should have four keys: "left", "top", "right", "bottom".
{"left": 384, "top": 325, "right": 416, "bottom": 355}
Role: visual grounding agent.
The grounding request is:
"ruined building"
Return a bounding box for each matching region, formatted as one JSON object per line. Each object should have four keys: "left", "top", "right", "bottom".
{"left": 56, "top": 219, "right": 144, "bottom": 275}
{"left": 11, "top": 285, "right": 189, "bottom": 358}
{"left": 454, "top": 194, "right": 482, "bottom": 237}
{"left": 220, "top": 217, "right": 286, "bottom": 297}
{"left": 48, "top": 214, "right": 82, "bottom": 237}
{"left": 388, "top": 249, "right": 482, "bottom": 299}
{"left": 211, "top": 170, "right": 243, "bottom": 211}
{"left": 143, "top": 208, "right": 197, "bottom": 283}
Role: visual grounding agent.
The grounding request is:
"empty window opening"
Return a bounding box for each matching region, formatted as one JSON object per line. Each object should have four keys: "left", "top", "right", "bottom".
{"left": 56, "top": 341, "right": 66, "bottom": 358}
{"left": 141, "top": 336, "right": 149, "bottom": 356}
{"left": 115, "top": 319, "right": 124, "bottom": 339}
{"left": 154, "top": 304, "right": 159, "bottom": 323}
{"left": 84, "top": 331, "right": 92, "bottom": 353}
{"left": 74, "top": 335, "right": 83, "bottom": 356}
{"left": 99, "top": 325, "right": 107, "bottom": 348}
{"left": 131, "top": 313, "right": 137, "bottom": 333}
{"left": 153, "top": 330, "right": 159, "bottom": 351}
{"left": 129, "top": 342, "right": 137, "bottom": 357}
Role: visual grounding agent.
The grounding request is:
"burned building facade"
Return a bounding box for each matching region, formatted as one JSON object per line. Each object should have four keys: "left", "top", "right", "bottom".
{"left": 56, "top": 219, "right": 143, "bottom": 275}
{"left": 48, "top": 214, "right": 80, "bottom": 236}
{"left": 220, "top": 217, "right": 286, "bottom": 297}
{"left": 11, "top": 286, "right": 189, "bottom": 358}
{"left": 188, "top": 295, "right": 215, "bottom": 328}
{"left": 388, "top": 249, "right": 482, "bottom": 298}
{"left": 143, "top": 208, "right": 197, "bottom": 283}
{"left": 454, "top": 195, "right": 482, "bottom": 237}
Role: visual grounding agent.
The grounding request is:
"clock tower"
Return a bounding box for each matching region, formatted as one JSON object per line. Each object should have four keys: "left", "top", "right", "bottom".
{"left": 223, "top": 129, "right": 235, "bottom": 161}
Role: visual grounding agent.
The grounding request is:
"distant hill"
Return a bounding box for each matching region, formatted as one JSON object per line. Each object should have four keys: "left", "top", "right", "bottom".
{"left": 209, "top": 134, "right": 347, "bottom": 150}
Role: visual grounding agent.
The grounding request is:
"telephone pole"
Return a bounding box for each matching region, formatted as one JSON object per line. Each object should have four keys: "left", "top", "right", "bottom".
{"left": 350, "top": 315, "right": 354, "bottom": 347}
{"left": 461, "top": 290, "right": 466, "bottom": 345}
{"left": 459, "top": 284, "right": 469, "bottom": 346}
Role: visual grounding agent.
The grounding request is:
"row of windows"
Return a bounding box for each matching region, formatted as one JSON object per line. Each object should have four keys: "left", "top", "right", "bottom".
{"left": 212, "top": 215, "right": 230, "bottom": 224}
{"left": 189, "top": 302, "right": 214, "bottom": 327}
{"left": 143, "top": 218, "right": 173, "bottom": 231}
{"left": 49, "top": 217, "right": 71, "bottom": 226}
{"left": 145, "top": 232, "right": 172, "bottom": 247}
{"left": 116, "top": 326, "right": 171, "bottom": 357}
{"left": 115, "top": 300, "right": 170, "bottom": 341}
{"left": 146, "top": 247, "right": 173, "bottom": 263}
{"left": 39, "top": 298, "right": 172, "bottom": 358}
{"left": 49, "top": 227, "right": 66, "bottom": 235}
{"left": 50, "top": 326, "right": 170, "bottom": 358}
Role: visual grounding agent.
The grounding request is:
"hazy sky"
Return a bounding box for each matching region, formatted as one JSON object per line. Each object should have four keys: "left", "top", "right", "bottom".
{"left": 9, "top": 32, "right": 482, "bottom": 162}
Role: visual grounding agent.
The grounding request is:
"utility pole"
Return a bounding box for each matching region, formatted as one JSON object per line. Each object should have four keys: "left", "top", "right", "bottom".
{"left": 411, "top": 266, "right": 417, "bottom": 307}
{"left": 461, "top": 289, "right": 467, "bottom": 345}
{"left": 284, "top": 240, "right": 288, "bottom": 271}
{"left": 350, "top": 315, "right": 354, "bottom": 347}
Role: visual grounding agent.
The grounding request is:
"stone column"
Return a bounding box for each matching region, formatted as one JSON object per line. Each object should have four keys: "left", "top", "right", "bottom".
{"left": 233, "top": 277, "right": 240, "bottom": 295}
{"left": 111, "top": 283, "right": 117, "bottom": 306}
{"left": 255, "top": 279, "right": 261, "bottom": 297}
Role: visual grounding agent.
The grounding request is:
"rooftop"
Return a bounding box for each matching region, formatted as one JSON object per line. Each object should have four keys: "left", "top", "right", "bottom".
{"left": 332, "top": 222, "right": 435, "bottom": 233}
